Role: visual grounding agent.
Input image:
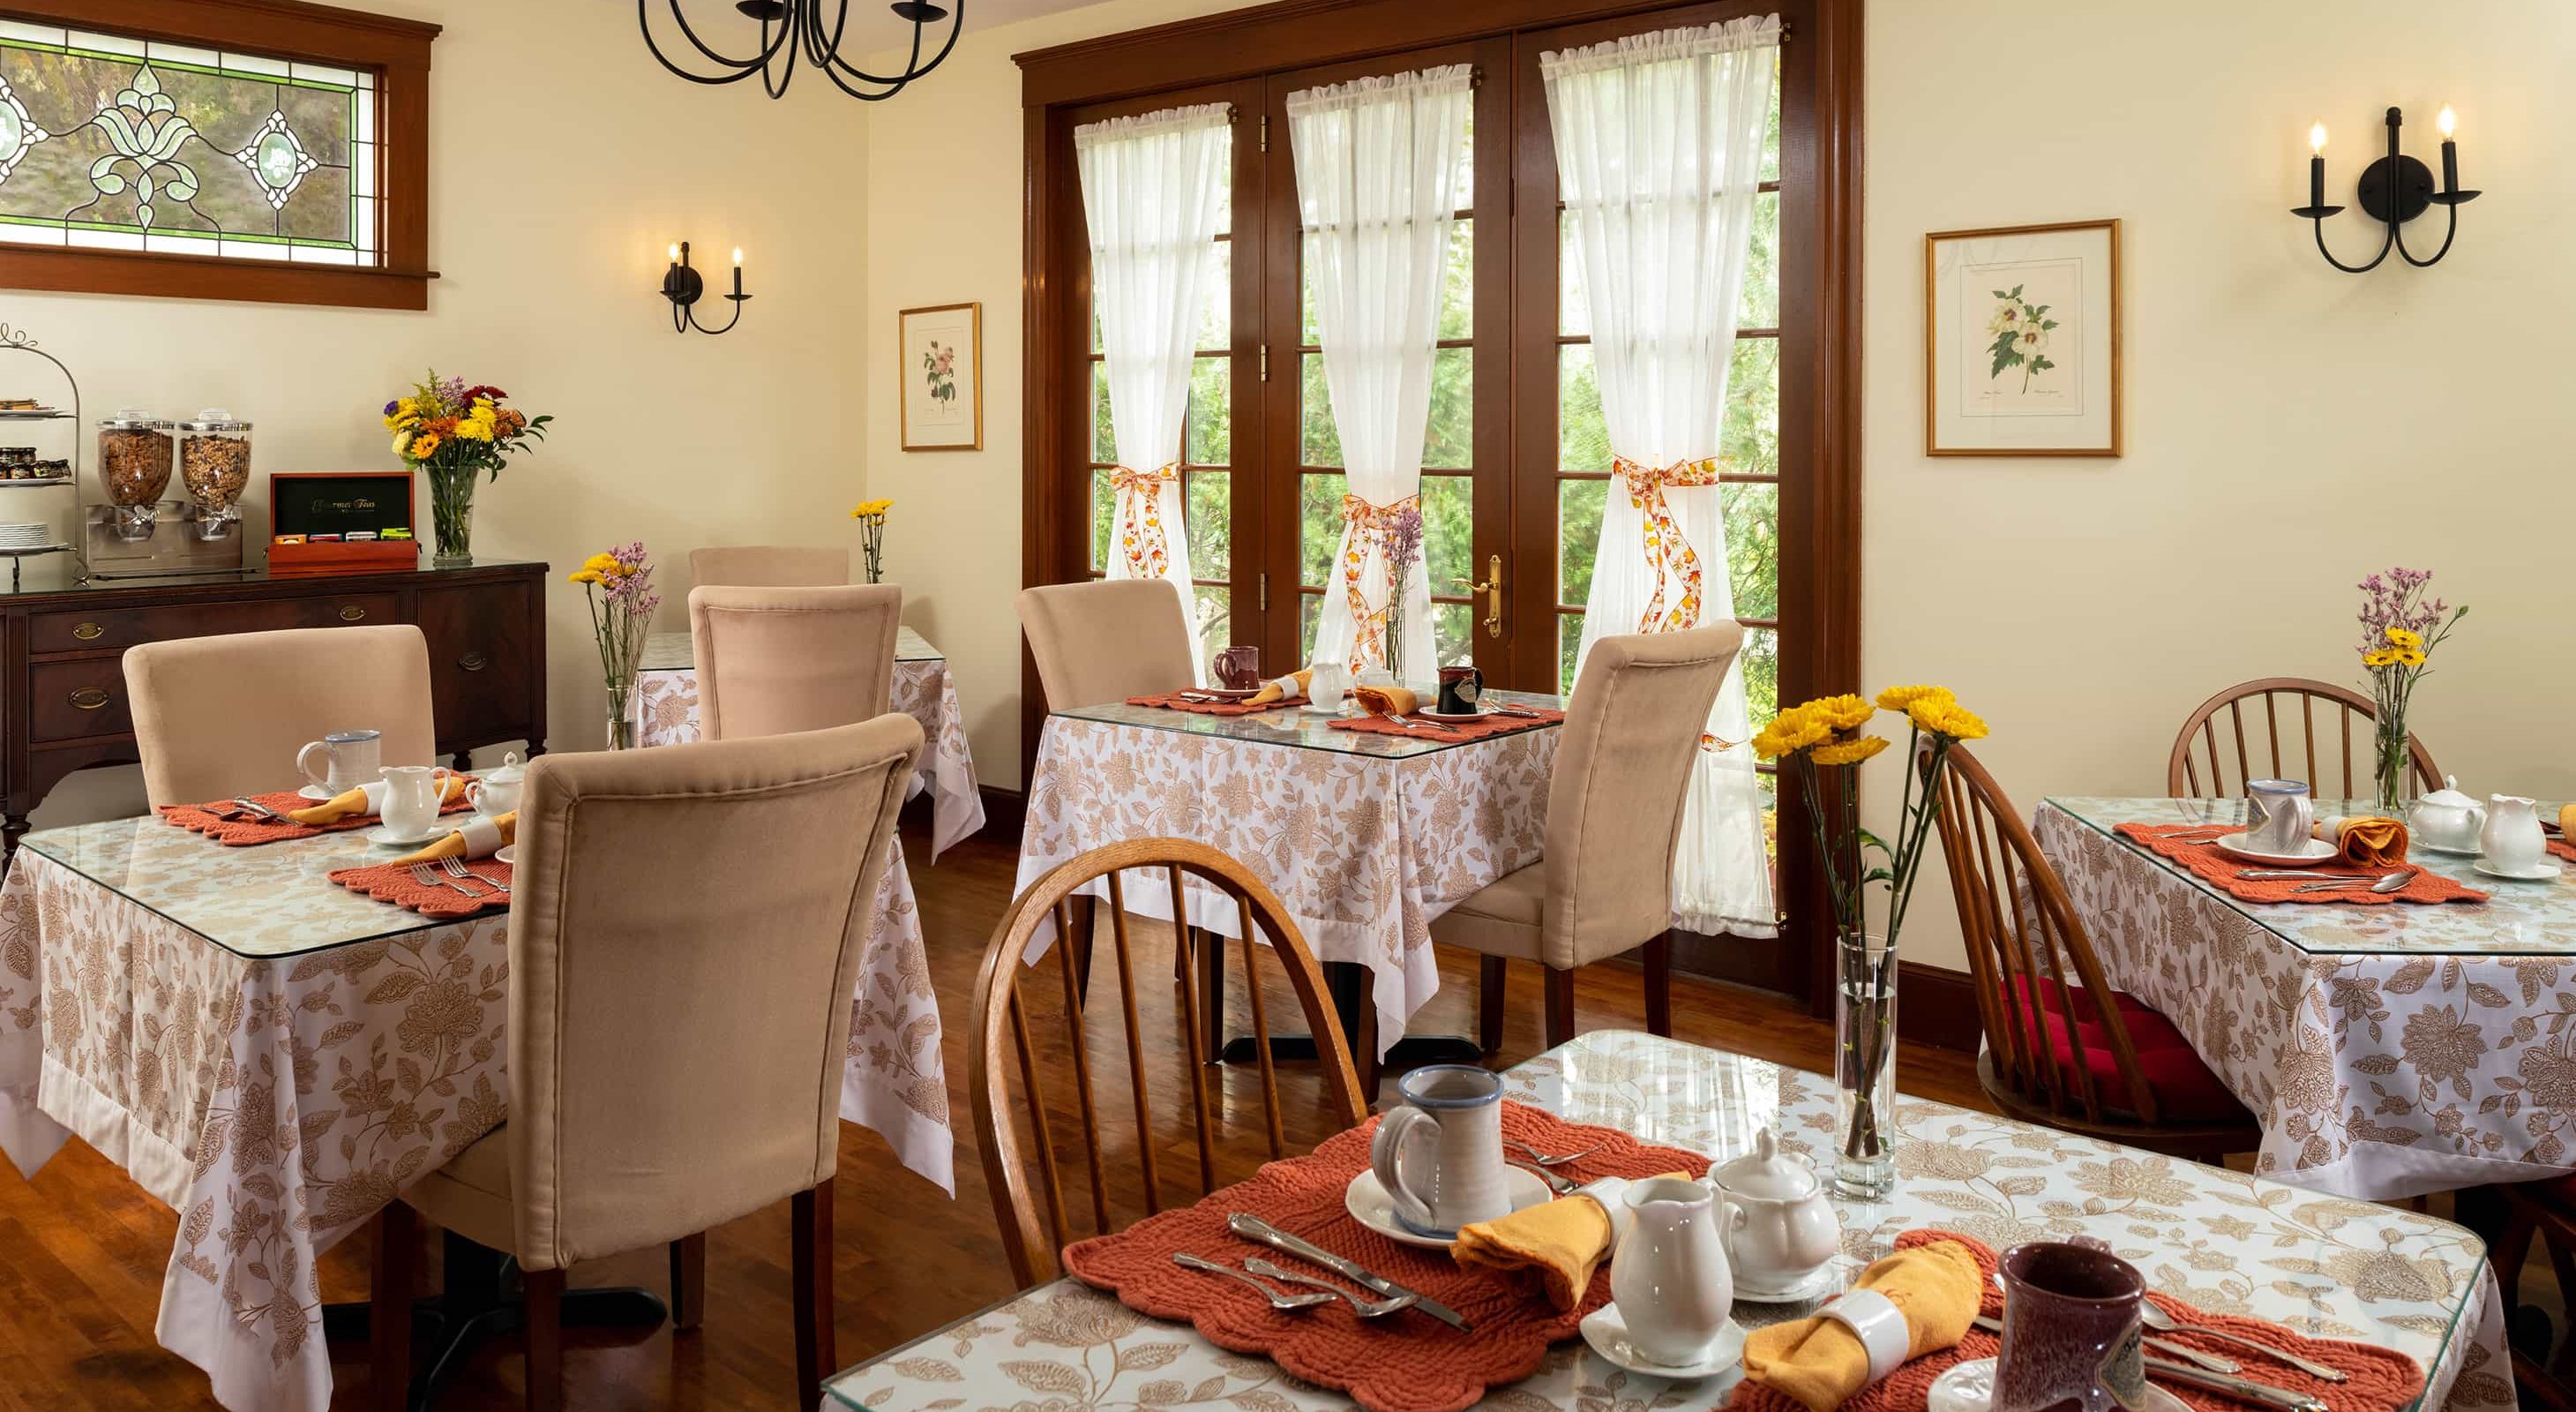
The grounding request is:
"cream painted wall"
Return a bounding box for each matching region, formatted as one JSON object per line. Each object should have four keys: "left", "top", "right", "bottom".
{"left": 10, "top": 0, "right": 871, "bottom": 826}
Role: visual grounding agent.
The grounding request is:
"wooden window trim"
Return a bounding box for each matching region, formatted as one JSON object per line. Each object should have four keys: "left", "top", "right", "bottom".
{"left": 0, "top": 0, "right": 440, "bottom": 311}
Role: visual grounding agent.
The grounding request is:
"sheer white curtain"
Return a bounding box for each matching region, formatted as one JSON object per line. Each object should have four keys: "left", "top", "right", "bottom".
{"left": 1545, "top": 17, "right": 1779, "bottom": 937}
{"left": 1287, "top": 66, "right": 1472, "bottom": 684}
{"left": 1075, "top": 102, "right": 1231, "bottom": 675}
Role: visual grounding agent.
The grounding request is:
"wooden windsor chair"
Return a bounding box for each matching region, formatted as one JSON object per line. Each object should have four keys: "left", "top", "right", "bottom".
{"left": 1936, "top": 745, "right": 2261, "bottom": 1161}
{"left": 2495, "top": 1180, "right": 2576, "bottom": 1411}
{"left": 2167, "top": 676, "right": 2441, "bottom": 800}
{"left": 969, "top": 837, "right": 1369, "bottom": 1288}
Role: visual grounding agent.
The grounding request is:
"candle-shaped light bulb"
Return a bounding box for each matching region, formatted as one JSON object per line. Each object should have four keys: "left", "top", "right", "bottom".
{"left": 2436, "top": 106, "right": 2460, "bottom": 195}
{"left": 2309, "top": 122, "right": 2327, "bottom": 154}
{"left": 731, "top": 246, "right": 743, "bottom": 266}
{"left": 668, "top": 241, "right": 680, "bottom": 263}
{"left": 2437, "top": 105, "right": 2456, "bottom": 138}
{"left": 730, "top": 247, "right": 744, "bottom": 298}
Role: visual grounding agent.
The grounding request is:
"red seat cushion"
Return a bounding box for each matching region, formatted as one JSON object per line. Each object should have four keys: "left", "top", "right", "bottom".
{"left": 2003, "top": 975, "right": 2244, "bottom": 1123}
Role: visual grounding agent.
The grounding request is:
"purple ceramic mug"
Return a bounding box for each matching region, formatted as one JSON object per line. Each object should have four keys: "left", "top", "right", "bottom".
{"left": 1213, "top": 645, "right": 1262, "bottom": 692}
{"left": 1994, "top": 1237, "right": 2149, "bottom": 1412}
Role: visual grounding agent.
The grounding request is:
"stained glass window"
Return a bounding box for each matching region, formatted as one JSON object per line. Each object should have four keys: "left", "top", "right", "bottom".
{"left": 0, "top": 20, "right": 378, "bottom": 264}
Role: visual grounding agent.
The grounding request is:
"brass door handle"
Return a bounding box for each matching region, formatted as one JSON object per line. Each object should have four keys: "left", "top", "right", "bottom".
{"left": 71, "top": 621, "right": 103, "bottom": 641}
{"left": 338, "top": 605, "right": 367, "bottom": 621}
{"left": 68, "top": 687, "right": 110, "bottom": 710}
{"left": 1450, "top": 554, "right": 1504, "bottom": 638}
{"left": 457, "top": 650, "right": 490, "bottom": 672}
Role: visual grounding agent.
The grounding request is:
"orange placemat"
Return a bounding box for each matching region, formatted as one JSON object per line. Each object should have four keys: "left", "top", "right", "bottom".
{"left": 1328, "top": 707, "right": 1564, "bottom": 746}
{"left": 326, "top": 858, "right": 512, "bottom": 918}
{"left": 2550, "top": 838, "right": 2575, "bottom": 866}
{"left": 1127, "top": 691, "right": 1307, "bottom": 717}
{"left": 1062, "top": 1102, "right": 1704, "bottom": 1412}
{"left": 1734, "top": 1229, "right": 2423, "bottom": 1412}
{"left": 159, "top": 785, "right": 475, "bottom": 848}
{"left": 2116, "top": 822, "right": 2486, "bottom": 905}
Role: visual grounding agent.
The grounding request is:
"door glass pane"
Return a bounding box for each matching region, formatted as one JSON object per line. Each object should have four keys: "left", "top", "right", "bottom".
{"left": 1185, "top": 356, "right": 1231, "bottom": 465}
{"left": 1435, "top": 602, "right": 1472, "bottom": 669}
{"left": 1299, "top": 592, "right": 1322, "bottom": 661}
{"left": 1759, "top": 56, "right": 1781, "bottom": 184}
{"left": 1721, "top": 338, "right": 1779, "bottom": 477}
{"left": 1300, "top": 353, "right": 1341, "bottom": 467}
{"left": 1197, "top": 239, "right": 1232, "bottom": 351}
{"left": 1740, "top": 191, "right": 1779, "bottom": 329}
{"left": 1186, "top": 470, "right": 1230, "bottom": 582}
{"left": 1194, "top": 586, "right": 1232, "bottom": 674}
{"left": 1418, "top": 473, "right": 1471, "bottom": 604}
{"left": 1300, "top": 232, "right": 1320, "bottom": 345}
{"left": 1560, "top": 210, "right": 1589, "bottom": 339}
{"left": 1299, "top": 471, "right": 1347, "bottom": 589}
{"left": 1722, "top": 481, "right": 1779, "bottom": 621}
{"left": 1090, "top": 361, "right": 1115, "bottom": 462}
{"left": 1437, "top": 219, "right": 1473, "bottom": 341}
{"left": 1740, "top": 626, "right": 1779, "bottom": 737}
{"left": 1557, "top": 477, "right": 1606, "bottom": 608}
{"left": 1559, "top": 344, "right": 1609, "bottom": 471}
{"left": 1558, "top": 612, "right": 1584, "bottom": 695}
{"left": 1090, "top": 467, "right": 1113, "bottom": 574}
{"left": 1422, "top": 346, "right": 1472, "bottom": 469}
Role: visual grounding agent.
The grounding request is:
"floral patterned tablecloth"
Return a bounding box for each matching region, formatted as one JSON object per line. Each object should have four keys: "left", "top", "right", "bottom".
{"left": 636, "top": 627, "right": 987, "bottom": 857}
{"left": 824, "top": 1031, "right": 2511, "bottom": 1412}
{"left": 1017, "top": 695, "right": 1563, "bottom": 1058}
{"left": 0, "top": 814, "right": 951, "bottom": 1412}
{"left": 2039, "top": 796, "right": 2576, "bottom": 1200}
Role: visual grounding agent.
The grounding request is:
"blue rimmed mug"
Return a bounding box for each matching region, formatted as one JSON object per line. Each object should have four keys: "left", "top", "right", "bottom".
{"left": 1367, "top": 1064, "right": 1508, "bottom": 1237}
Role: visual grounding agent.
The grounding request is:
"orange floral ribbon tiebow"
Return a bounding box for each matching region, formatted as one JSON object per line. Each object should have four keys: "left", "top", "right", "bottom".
{"left": 1615, "top": 454, "right": 1726, "bottom": 634}
{"left": 1110, "top": 462, "right": 1181, "bottom": 582}
{"left": 1338, "top": 492, "right": 1419, "bottom": 672}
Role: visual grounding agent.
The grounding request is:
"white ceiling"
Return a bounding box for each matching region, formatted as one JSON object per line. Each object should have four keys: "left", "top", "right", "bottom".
{"left": 833, "top": 0, "right": 1107, "bottom": 49}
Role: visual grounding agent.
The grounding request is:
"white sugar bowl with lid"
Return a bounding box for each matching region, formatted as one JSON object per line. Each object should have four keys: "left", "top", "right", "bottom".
{"left": 1705, "top": 1125, "right": 1841, "bottom": 1298}
{"left": 2406, "top": 776, "right": 2484, "bottom": 854}
{"left": 467, "top": 751, "right": 528, "bottom": 819}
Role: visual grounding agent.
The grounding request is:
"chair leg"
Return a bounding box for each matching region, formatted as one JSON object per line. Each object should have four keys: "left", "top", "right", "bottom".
{"left": 369, "top": 1201, "right": 416, "bottom": 1412}
{"left": 1643, "top": 935, "right": 1673, "bottom": 1039}
{"left": 1478, "top": 957, "right": 1506, "bottom": 1055}
{"left": 793, "top": 1181, "right": 836, "bottom": 1412}
{"left": 1194, "top": 926, "right": 1226, "bottom": 1061}
{"left": 522, "top": 1266, "right": 565, "bottom": 1412}
{"left": 1543, "top": 967, "right": 1576, "bottom": 1048}
{"left": 670, "top": 1233, "right": 706, "bottom": 1332}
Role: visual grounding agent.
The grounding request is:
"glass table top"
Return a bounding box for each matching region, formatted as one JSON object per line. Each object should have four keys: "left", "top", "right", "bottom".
{"left": 637, "top": 626, "right": 942, "bottom": 672}
{"left": 2047, "top": 795, "right": 2576, "bottom": 957}
{"left": 17, "top": 813, "right": 457, "bottom": 958}
{"left": 825, "top": 1031, "right": 2488, "bottom": 1412}
{"left": 1052, "top": 689, "right": 1565, "bottom": 759}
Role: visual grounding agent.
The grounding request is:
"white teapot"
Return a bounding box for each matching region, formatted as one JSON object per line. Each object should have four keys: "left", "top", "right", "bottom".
{"left": 1704, "top": 1125, "right": 1841, "bottom": 1297}
{"left": 2406, "top": 776, "right": 2484, "bottom": 853}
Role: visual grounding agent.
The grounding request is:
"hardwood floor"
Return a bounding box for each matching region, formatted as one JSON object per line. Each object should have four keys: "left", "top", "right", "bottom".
{"left": 0, "top": 815, "right": 2539, "bottom": 1408}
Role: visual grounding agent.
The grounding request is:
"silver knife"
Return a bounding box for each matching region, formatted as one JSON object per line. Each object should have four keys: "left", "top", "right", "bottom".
{"left": 231, "top": 797, "right": 287, "bottom": 822}
{"left": 1225, "top": 1213, "right": 1471, "bottom": 1331}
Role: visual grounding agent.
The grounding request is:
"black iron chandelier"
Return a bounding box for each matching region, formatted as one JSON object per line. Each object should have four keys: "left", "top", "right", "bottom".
{"left": 636, "top": 0, "right": 966, "bottom": 101}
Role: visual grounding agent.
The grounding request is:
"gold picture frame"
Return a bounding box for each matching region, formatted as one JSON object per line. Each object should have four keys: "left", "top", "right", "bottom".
{"left": 1924, "top": 219, "right": 2121, "bottom": 457}
{"left": 898, "top": 302, "right": 983, "bottom": 451}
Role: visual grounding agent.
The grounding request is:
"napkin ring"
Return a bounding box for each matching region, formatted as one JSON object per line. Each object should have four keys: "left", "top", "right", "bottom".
{"left": 1822, "top": 1288, "right": 1911, "bottom": 1384}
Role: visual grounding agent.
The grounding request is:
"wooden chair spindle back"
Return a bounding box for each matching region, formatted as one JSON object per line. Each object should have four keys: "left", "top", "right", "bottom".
{"left": 2167, "top": 677, "right": 2441, "bottom": 800}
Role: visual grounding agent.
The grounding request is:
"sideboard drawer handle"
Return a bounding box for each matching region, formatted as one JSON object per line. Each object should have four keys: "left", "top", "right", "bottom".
{"left": 71, "top": 621, "right": 102, "bottom": 641}
{"left": 339, "top": 605, "right": 367, "bottom": 622}
{"left": 458, "top": 650, "right": 490, "bottom": 672}
{"left": 68, "top": 687, "right": 110, "bottom": 711}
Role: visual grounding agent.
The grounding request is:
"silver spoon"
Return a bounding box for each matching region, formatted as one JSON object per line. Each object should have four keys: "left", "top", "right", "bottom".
{"left": 2137, "top": 1302, "right": 2348, "bottom": 1382}
{"left": 1505, "top": 1138, "right": 1603, "bottom": 1167}
{"left": 1170, "top": 1254, "right": 1332, "bottom": 1311}
{"left": 1242, "top": 1259, "right": 1419, "bottom": 1317}
{"left": 1509, "top": 1158, "right": 1577, "bottom": 1195}
{"left": 2288, "top": 870, "right": 2416, "bottom": 894}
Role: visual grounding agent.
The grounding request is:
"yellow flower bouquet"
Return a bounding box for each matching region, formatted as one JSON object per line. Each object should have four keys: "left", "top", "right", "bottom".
{"left": 850, "top": 499, "right": 893, "bottom": 584}
{"left": 2354, "top": 567, "right": 2467, "bottom": 811}
{"left": 382, "top": 371, "right": 550, "bottom": 566}
{"left": 566, "top": 542, "right": 656, "bottom": 749}
{"left": 1756, "top": 684, "right": 1987, "bottom": 1197}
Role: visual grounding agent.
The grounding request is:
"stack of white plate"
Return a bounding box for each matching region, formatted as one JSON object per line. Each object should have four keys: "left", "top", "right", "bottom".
{"left": 0, "top": 522, "right": 54, "bottom": 550}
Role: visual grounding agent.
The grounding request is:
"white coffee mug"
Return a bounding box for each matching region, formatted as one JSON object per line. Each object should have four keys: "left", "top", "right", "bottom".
{"left": 298, "top": 729, "right": 382, "bottom": 794}
{"left": 1367, "top": 1063, "right": 1509, "bottom": 1237}
{"left": 378, "top": 765, "right": 450, "bottom": 838}
{"left": 2244, "top": 778, "right": 2313, "bottom": 855}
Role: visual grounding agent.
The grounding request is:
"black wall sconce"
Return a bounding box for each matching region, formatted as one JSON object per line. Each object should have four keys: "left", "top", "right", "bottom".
{"left": 661, "top": 241, "right": 750, "bottom": 334}
{"left": 2293, "top": 106, "right": 2480, "bottom": 273}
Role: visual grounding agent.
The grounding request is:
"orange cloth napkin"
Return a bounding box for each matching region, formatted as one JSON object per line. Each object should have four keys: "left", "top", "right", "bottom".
{"left": 1352, "top": 684, "right": 1419, "bottom": 717}
{"left": 388, "top": 811, "right": 514, "bottom": 867}
{"left": 1449, "top": 1172, "right": 1688, "bottom": 1313}
{"left": 2557, "top": 804, "right": 2574, "bottom": 837}
{"left": 1245, "top": 668, "right": 1313, "bottom": 707}
{"left": 1742, "top": 1240, "right": 1983, "bottom": 1412}
{"left": 2313, "top": 815, "right": 2408, "bottom": 867}
{"left": 289, "top": 773, "right": 467, "bottom": 826}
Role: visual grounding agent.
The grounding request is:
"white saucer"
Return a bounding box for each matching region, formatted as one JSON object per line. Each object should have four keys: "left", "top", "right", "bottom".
{"left": 1342, "top": 1167, "right": 1553, "bottom": 1248}
{"left": 299, "top": 784, "right": 334, "bottom": 800}
{"left": 1200, "top": 687, "right": 1262, "bottom": 701}
{"left": 2414, "top": 840, "right": 2482, "bottom": 858}
{"left": 2209, "top": 832, "right": 2339, "bottom": 867}
{"left": 1928, "top": 1357, "right": 2190, "bottom": 1412}
{"left": 364, "top": 825, "right": 450, "bottom": 848}
{"left": 1731, "top": 1262, "right": 1844, "bottom": 1303}
{"left": 2475, "top": 858, "right": 2560, "bottom": 882}
{"left": 1419, "top": 707, "right": 1488, "bottom": 723}
{"left": 1577, "top": 1304, "right": 1747, "bottom": 1382}
{"left": 495, "top": 845, "right": 516, "bottom": 865}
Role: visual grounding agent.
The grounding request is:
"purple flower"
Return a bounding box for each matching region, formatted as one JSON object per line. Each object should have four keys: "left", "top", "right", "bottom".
{"left": 1382, "top": 505, "right": 1426, "bottom": 582}
{"left": 382, "top": 400, "right": 400, "bottom": 417}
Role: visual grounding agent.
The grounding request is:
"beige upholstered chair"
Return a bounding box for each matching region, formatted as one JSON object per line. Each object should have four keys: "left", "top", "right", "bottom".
{"left": 687, "top": 584, "right": 902, "bottom": 740}
{"left": 1017, "top": 578, "right": 1197, "bottom": 710}
{"left": 1434, "top": 622, "right": 1744, "bottom": 1050}
{"left": 687, "top": 544, "right": 850, "bottom": 589}
{"left": 123, "top": 625, "right": 438, "bottom": 808}
{"left": 373, "top": 715, "right": 924, "bottom": 1412}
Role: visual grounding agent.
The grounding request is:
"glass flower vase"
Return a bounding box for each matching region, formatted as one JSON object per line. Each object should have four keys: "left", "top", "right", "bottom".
{"left": 2372, "top": 712, "right": 2408, "bottom": 814}
{"left": 605, "top": 680, "right": 638, "bottom": 752}
{"left": 1834, "top": 929, "right": 1898, "bottom": 1199}
{"left": 429, "top": 465, "right": 476, "bottom": 567}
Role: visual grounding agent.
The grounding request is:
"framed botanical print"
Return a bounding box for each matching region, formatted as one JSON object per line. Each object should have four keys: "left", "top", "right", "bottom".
{"left": 899, "top": 302, "right": 983, "bottom": 451}
{"left": 1924, "top": 220, "right": 2121, "bottom": 456}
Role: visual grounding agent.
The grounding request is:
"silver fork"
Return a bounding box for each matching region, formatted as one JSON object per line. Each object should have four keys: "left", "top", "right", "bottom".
{"left": 1170, "top": 1254, "right": 1331, "bottom": 1311}
{"left": 1506, "top": 1138, "right": 1603, "bottom": 1167}
{"left": 229, "top": 797, "right": 286, "bottom": 822}
{"left": 410, "top": 863, "right": 482, "bottom": 899}
{"left": 1242, "top": 1259, "right": 1419, "bottom": 1317}
{"left": 440, "top": 856, "right": 505, "bottom": 897}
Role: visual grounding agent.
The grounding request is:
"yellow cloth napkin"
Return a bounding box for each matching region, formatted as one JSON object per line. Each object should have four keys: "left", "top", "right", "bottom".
{"left": 1352, "top": 684, "right": 1419, "bottom": 717}
{"left": 288, "top": 774, "right": 467, "bottom": 826}
{"left": 2312, "top": 815, "right": 2408, "bottom": 867}
{"left": 1742, "top": 1240, "right": 1982, "bottom": 1412}
{"left": 1450, "top": 1173, "right": 1689, "bottom": 1312}
{"left": 1245, "top": 668, "right": 1314, "bottom": 707}
{"left": 2558, "top": 803, "right": 2574, "bottom": 837}
{"left": 387, "top": 812, "right": 515, "bottom": 867}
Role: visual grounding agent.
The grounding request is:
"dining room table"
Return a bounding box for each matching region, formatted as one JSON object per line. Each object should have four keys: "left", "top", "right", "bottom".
{"left": 0, "top": 803, "right": 954, "bottom": 1412}
{"left": 821, "top": 1028, "right": 2515, "bottom": 1412}
{"left": 2037, "top": 795, "right": 2576, "bottom": 1202}
{"left": 634, "top": 625, "right": 986, "bottom": 857}
{"left": 1016, "top": 690, "right": 1566, "bottom": 1066}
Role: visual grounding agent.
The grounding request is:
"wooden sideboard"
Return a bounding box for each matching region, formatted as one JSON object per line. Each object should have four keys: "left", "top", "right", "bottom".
{"left": 0, "top": 559, "right": 548, "bottom": 848}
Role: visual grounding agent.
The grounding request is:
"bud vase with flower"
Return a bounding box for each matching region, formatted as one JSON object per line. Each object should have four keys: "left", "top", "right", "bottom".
{"left": 570, "top": 543, "right": 656, "bottom": 751}
{"left": 2353, "top": 567, "right": 2466, "bottom": 813}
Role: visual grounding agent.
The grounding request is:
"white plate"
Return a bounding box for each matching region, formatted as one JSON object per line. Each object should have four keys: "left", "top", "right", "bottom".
{"left": 1577, "top": 1304, "right": 1747, "bottom": 1382}
{"left": 2208, "top": 832, "right": 2339, "bottom": 867}
{"left": 1732, "top": 1262, "right": 1844, "bottom": 1304}
{"left": 1418, "top": 708, "right": 1488, "bottom": 724}
{"left": 1928, "top": 1356, "right": 2190, "bottom": 1412}
{"left": 495, "top": 845, "right": 516, "bottom": 865}
{"left": 1342, "top": 1166, "right": 1554, "bottom": 1248}
{"left": 364, "top": 825, "right": 450, "bottom": 848}
{"left": 2475, "top": 858, "right": 2560, "bottom": 882}
{"left": 1199, "top": 687, "right": 1262, "bottom": 701}
{"left": 2414, "top": 840, "right": 2482, "bottom": 857}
